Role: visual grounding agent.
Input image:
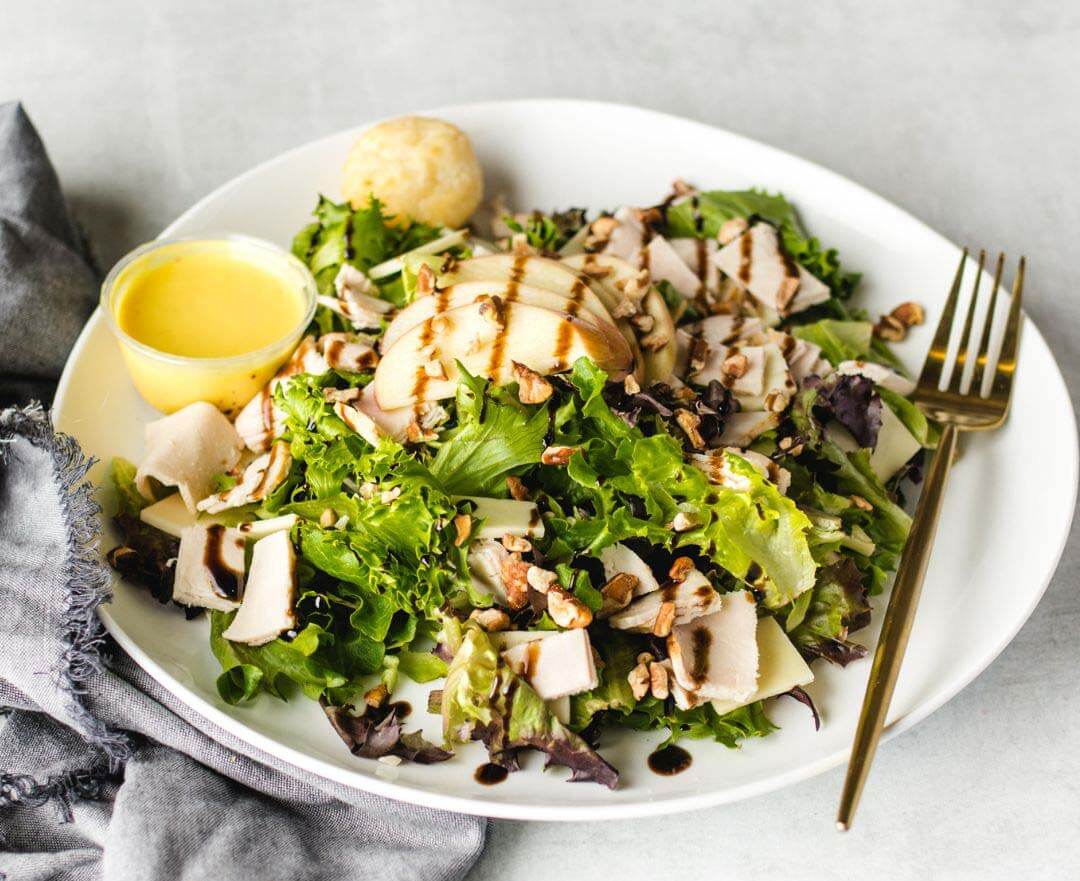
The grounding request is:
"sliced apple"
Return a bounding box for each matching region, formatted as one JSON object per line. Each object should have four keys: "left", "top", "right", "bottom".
{"left": 374, "top": 299, "right": 632, "bottom": 409}
{"left": 438, "top": 254, "right": 645, "bottom": 379}
{"left": 563, "top": 253, "right": 677, "bottom": 385}
{"left": 382, "top": 280, "right": 618, "bottom": 353}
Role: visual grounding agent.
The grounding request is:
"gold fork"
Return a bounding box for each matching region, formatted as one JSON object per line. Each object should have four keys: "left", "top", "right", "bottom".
{"left": 836, "top": 249, "right": 1026, "bottom": 831}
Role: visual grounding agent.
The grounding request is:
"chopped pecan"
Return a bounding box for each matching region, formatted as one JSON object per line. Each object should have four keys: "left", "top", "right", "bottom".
{"left": 675, "top": 409, "right": 706, "bottom": 450}
{"left": 599, "top": 573, "right": 638, "bottom": 617}
{"left": 850, "top": 494, "right": 874, "bottom": 512}
{"left": 506, "top": 475, "right": 529, "bottom": 501}
{"left": 722, "top": 352, "right": 749, "bottom": 379}
{"left": 668, "top": 556, "right": 695, "bottom": 583}
{"left": 623, "top": 374, "right": 641, "bottom": 395}
{"left": 891, "top": 301, "right": 925, "bottom": 327}
{"left": 648, "top": 661, "right": 670, "bottom": 699}
{"left": 874, "top": 313, "right": 907, "bottom": 341}
{"left": 500, "top": 533, "right": 532, "bottom": 553}
{"left": 628, "top": 661, "right": 650, "bottom": 700}
{"left": 526, "top": 565, "right": 558, "bottom": 594}
{"left": 498, "top": 552, "right": 532, "bottom": 609}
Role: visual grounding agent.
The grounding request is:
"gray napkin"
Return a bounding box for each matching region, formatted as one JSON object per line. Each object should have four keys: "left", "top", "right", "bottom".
{"left": 0, "top": 102, "right": 486, "bottom": 880}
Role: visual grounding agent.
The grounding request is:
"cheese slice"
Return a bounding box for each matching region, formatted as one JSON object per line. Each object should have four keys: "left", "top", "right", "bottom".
{"left": 869, "top": 402, "right": 922, "bottom": 482}
{"left": 710, "top": 616, "right": 814, "bottom": 716}
{"left": 139, "top": 493, "right": 294, "bottom": 541}
{"left": 459, "top": 497, "right": 545, "bottom": 540}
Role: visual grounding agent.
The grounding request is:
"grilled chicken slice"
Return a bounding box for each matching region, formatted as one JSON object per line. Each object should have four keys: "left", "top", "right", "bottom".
{"left": 136, "top": 402, "right": 244, "bottom": 513}
{"left": 643, "top": 236, "right": 702, "bottom": 300}
{"left": 667, "top": 590, "right": 759, "bottom": 701}
{"left": 713, "top": 223, "right": 831, "bottom": 316}
{"left": 173, "top": 524, "right": 245, "bottom": 611}
{"left": 197, "top": 441, "right": 292, "bottom": 514}
{"left": 787, "top": 338, "right": 832, "bottom": 386}
{"left": 608, "top": 568, "right": 722, "bottom": 632}
{"left": 374, "top": 300, "right": 632, "bottom": 409}
{"left": 221, "top": 530, "right": 297, "bottom": 646}
{"left": 600, "top": 206, "right": 646, "bottom": 261}
{"left": 317, "top": 332, "right": 379, "bottom": 374}
{"left": 669, "top": 237, "right": 720, "bottom": 294}
{"left": 501, "top": 628, "right": 599, "bottom": 700}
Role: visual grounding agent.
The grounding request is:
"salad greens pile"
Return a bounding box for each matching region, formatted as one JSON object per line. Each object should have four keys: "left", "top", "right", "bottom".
{"left": 109, "top": 184, "right": 932, "bottom": 787}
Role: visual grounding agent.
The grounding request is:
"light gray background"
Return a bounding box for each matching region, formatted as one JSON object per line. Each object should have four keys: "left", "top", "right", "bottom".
{"left": 4, "top": 1, "right": 1079, "bottom": 878}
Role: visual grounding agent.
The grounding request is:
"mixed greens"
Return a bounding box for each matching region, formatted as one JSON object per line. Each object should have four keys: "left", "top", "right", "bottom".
{"left": 109, "top": 185, "right": 931, "bottom": 787}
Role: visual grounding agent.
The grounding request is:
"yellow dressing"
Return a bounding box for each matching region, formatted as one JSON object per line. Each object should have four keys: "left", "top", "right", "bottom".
{"left": 116, "top": 248, "right": 305, "bottom": 358}
{"left": 104, "top": 238, "right": 315, "bottom": 415}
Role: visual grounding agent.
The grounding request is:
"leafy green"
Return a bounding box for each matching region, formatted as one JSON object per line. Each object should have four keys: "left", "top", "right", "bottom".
{"left": 570, "top": 630, "right": 640, "bottom": 730}
{"left": 110, "top": 457, "right": 148, "bottom": 515}
{"left": 291, "top": 195, "right": 442, "bottom": 305}
{"left": 785, "top": 558, "right": 872, "bottom": 666}
{"left": 879, "top": 386, "right": 939, "bottom": 449}
{"left": 397, "top": 648, "right": 448, "bottom": 684}
{"left": 623, "top": 696, "right": 777, "bottom": 748}
{"left": 210, "top": 612, "right": 347, "bottom": 704}
{"left": 503, "top": 208, "right": 587, "bottom": 252}
{"left": 791, "top": 319, "right": 874, "bottom": 366}
{"left": 429, "top": 366, "right": 549, "bottom": 496}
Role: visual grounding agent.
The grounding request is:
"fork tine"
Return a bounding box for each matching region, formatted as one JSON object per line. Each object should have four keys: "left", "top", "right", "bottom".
{"left": 970, "top": 253, "right": 1005, "bottom": 396}
{"left": 989, "top": 257, "right": 1025, "bottom": 405}
{"left": 918, "top": 248, "right": 968, "bottom": 390}
{"left": 948, "top": 250, "right": 986, "bottom": 392}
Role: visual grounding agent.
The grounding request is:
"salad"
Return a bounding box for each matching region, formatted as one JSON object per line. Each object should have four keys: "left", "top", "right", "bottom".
{"left": 107, "top": 121, "right": 933, "bottom": 789}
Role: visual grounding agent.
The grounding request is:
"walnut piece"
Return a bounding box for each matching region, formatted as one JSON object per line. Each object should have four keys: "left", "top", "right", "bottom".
{"left": 512, "top": 361, "right": 554, "bottom": 404}
{"left": 652, "top": 601, "right": 676, "bottom": 637}
{"left": 547, "top": 587, "right": 593, "bottom": 629}
{"left": 541, "top": 445, "right": 578, "bottom": 466}
{"left": 506, "top": 475, "right": 529, "bottom": 501}
{"left": 648, "top": 661, "right": 670, "bottom": 700}
{"left": 628, "top": 661, "right": 651, "bottom": 700}
{"left": 891, "top": 301, "right": 925, "bottom": 327}
{"left": 469, "top": 608, "right": 511, "bottom": 632}
{"left": 668, "top": 556, "right": 695, "bottom": 583}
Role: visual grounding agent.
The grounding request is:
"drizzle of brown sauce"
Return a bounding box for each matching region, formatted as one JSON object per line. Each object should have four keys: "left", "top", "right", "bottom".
{"left": 738, "top": 231, "right": 754, "bottom": 284}
{"left": 691, "top": 195, "right": 704, "bottom": 233}
{"left": 486, "top": 300, "right": 514, "bottom": 379}
{"left": 552, "top": 284, "right": 586, "bottom": 371}
{"left": 689, "top": 626, "right": 712, "bottom": 684}
{"left": 475, "top": 762, "right": 509, "bottom": 785}
{"left": 661, "top": 581, "right": 679, "bottom": 602}
{"left": 204, "top": 524, "right": 242, "bottom": 600}
{"left": 389, "top": 700, "right": 412, "bottom": 719}
{"left": 694, "top": 238, "right": 708, "bottom": 296}
{"left": 648, "top": 744, "right": 692, "bottom": 776}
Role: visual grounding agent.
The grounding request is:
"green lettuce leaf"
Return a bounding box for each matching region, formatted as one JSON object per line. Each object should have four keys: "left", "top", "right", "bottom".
{"left": 791, "top": 319, "right": 874, "bottom": 366}
{"left": 210, "top": 612, "right": 348, "bottom": 704}
{"left": 430, "top": 366, "right": 548, "bottom": 496}
{"left": 786, "top": 558, "right": 872, "bottom": 666}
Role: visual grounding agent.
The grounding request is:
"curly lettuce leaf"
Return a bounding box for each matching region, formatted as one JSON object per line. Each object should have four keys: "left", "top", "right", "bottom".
{"left": 791, "top": 319, "right": 874, "bottom": 366}
{"left": 210, "top": 613, "right": 348, "bottom": 704}
{"left": 786, "top": 557, "right": 872, "bottom": 666}
{"left": 430, "top": 366, "right": 549, "bottom": 496}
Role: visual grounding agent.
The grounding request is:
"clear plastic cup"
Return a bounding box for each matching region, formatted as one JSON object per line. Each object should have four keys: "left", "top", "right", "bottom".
{"left": 101, "top": 235, "right": 317, "bottom": 415}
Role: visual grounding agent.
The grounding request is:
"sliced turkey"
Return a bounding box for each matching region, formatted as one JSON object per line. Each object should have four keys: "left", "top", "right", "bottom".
{"left": 713, "top": 223, "right": 831, "bottom": 316}
{"left": 666, "top": 590, "right": 759, "bottom": 701}
{"left": 669, "top": 238, "right": 720, "bottom": 294}
{"left": 643, "top": 236, "right": 702, "bottom": 300}
{"left": 197, "top": 441, "right": 292, "bottom": 514}
{"left": 501, "top": 628, "right": 598, "bottom": 700}
{"left": 173, "top": 524, "right": 245, "bottom": 611}
{"left": 608, "top": 568, "right": 722, "bottom": 632}
{"left": 136, "top": 402, "right": 244, "bottom": 513}
{"left": 221, "top": 530, "right": 297, "bottom": 646}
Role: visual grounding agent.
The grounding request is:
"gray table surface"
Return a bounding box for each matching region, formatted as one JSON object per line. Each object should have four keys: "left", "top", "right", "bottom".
{"left": 4, "top": 1, "right": 1079, "bottom": 878}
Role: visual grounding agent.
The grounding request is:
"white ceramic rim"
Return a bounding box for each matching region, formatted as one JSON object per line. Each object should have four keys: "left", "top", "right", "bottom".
{"left": 54, "top": 99, "right": 1079, "bottom": 820}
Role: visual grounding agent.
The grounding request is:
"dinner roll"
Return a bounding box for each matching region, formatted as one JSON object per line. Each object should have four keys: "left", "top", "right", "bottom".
{"left": 342, "top": 116, "right": 483, "bottom": 228}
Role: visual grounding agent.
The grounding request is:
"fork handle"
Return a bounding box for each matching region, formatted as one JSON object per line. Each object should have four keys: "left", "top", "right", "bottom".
{"left": 836, "top": 422, "right": 960, "bottom": 831}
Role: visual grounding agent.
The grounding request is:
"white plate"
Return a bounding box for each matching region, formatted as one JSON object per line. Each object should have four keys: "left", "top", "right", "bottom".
{"left": 54, "top": 100, "right": 1078, "bottom": 820}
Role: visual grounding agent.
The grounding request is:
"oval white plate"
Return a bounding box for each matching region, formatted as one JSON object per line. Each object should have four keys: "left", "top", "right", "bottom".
{"left": 54, "top": 100, "right": 1078, "bottom": 820}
